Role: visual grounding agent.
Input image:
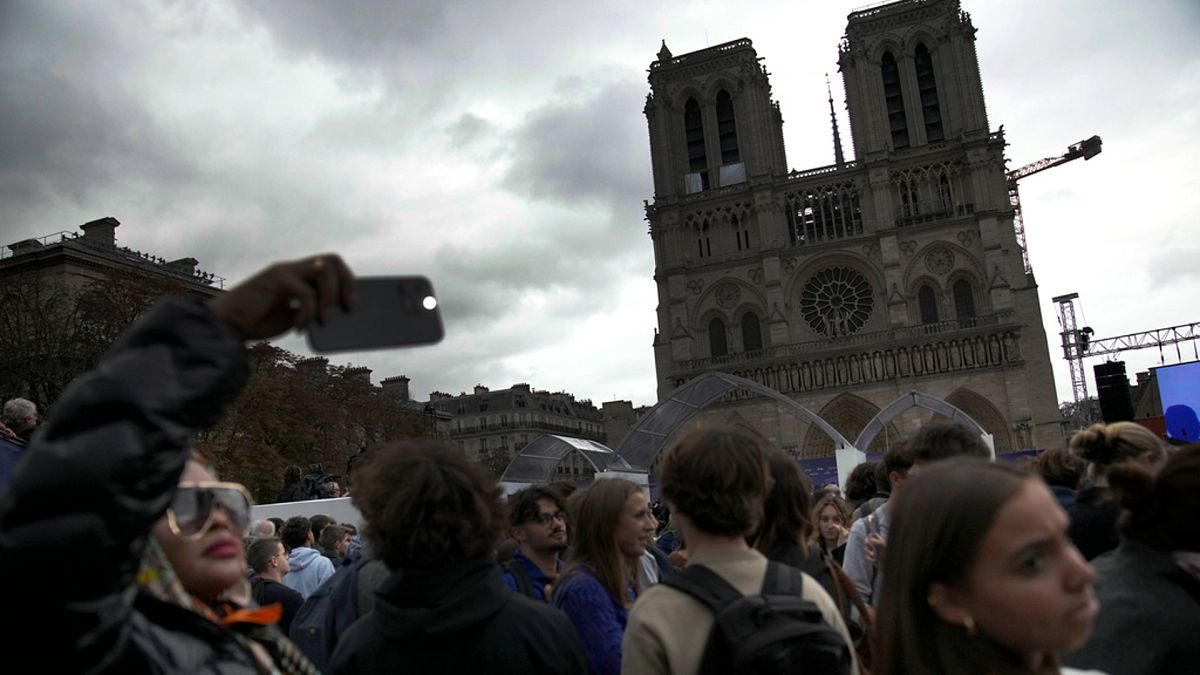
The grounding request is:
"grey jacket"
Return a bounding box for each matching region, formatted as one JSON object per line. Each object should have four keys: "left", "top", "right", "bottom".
{"left": 1065, "top": 538, "right": 1200, "bottom": 675}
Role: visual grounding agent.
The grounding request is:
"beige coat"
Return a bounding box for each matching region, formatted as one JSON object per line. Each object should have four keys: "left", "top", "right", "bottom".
{"left": 621, "top": 548, "right": 860, "bottom": 675}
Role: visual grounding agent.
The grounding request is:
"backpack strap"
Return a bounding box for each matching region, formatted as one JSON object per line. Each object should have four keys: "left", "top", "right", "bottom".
{"left": 659, "top": 563, "right": 746, "bottom": 613}
{"left": 761, "top": 560, "right": 805, "bottom": 596}
{"left": 502, "top": 558, "right": 536, "bottom": 598}
{"left": 250, "top": 575, "right": 268, "bottom": 607}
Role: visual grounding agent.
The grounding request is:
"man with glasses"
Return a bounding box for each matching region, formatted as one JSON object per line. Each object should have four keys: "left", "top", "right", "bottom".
{"left": 502, "top": 485, "right": 569, "bottom": 601}
{"left": 247, "top": 537, "right": 304, "bottom": 634}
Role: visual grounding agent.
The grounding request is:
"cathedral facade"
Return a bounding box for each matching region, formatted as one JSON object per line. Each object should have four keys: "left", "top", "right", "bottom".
{"left": 643, "top": 0, "right": 1062, "bottom": 455}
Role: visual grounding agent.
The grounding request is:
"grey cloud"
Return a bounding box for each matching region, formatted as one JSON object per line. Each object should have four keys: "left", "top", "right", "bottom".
{"left": 502, "top": 78, "right": 651, "bottom": 208}
{"left": 231, "top": 0, "right": 447, "bottom": 72}
{"left": 1148, "top": 247, "right": 1200, "bottom": 288}
{"left": 445, "top": 113, "right": 496, "bottom": 149}
{"left": 0, "top": 3, "right": 196, "bottom": 220}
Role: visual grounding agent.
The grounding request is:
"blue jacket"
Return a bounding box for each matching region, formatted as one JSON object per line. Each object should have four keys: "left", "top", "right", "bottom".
{"left": 0, "top": 435, "right": 26, "bottom": 494}
{"left": 554, "top": 567, "right": 635, "bottom": 675}
{"left": 501, "top": 549, "right": 561, "bottom": 602}
{"left": 285, "top": 546, "right": 335, "bottom": 599}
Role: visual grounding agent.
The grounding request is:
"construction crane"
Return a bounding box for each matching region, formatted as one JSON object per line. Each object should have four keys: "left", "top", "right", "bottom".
{"left": 1052, "top": 293, "right": 1200, "bottom": 403}
{"left": 1007, "top": 135, "right": 1103, "bottom": 274}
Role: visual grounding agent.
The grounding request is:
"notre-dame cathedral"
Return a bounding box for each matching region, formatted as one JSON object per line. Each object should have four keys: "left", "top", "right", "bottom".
{"left": 643, "top": 0, "right": 1062, "bottom": 456}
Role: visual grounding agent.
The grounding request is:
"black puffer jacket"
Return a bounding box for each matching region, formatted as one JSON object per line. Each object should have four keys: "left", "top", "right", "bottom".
{"left": 0, "top": 299, "right": 270, "bottom": 674}
{"left": 329, "top": 558, "right": 588, "bottom": 674}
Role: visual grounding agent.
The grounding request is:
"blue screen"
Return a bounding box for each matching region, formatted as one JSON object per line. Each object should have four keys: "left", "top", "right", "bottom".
{"left": 1157, "top": 360, "right": 1200, "bottom": 441}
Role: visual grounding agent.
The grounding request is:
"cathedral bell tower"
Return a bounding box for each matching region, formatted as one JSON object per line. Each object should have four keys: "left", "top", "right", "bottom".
{"left": 641, "top": 0, "right": 1064, "bottom": 456}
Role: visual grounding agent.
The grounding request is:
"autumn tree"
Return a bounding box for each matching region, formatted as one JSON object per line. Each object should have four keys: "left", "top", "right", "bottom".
{"left": 0, "top": 266, "right": 430, "bottom": 501}
{"left": 196, "top": 345, "right": 427, "bottom": 502}
{"left": 0, "top": 268, "right": 189, "bottom": 407}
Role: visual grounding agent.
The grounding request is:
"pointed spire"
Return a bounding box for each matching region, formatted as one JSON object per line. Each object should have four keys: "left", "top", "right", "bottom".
{"left": 827, "top": 73, "right": 846, "bottom": 168}
{"left": 658, "top": 39, "right": 672, "bottom": 62}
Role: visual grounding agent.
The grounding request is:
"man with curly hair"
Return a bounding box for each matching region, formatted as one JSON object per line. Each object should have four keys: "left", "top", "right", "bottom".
{"left": 621, "top": 427, "right": 855, "bottom": 675}
{"left": 501, "top": 485, "right": 568, "bottom": 601}
{"left": 328, "top": 441, "right": 587, "bottom": 674}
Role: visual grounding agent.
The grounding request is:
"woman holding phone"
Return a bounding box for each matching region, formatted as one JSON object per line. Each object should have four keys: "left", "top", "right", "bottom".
{"left": 0, "top": 254, "right": 351, "bottom": 673}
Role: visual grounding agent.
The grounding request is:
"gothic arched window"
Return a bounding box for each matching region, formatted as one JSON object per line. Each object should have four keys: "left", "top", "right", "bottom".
{"left": 709, "top": 318, "right": 728, "bottom": 357}
{"left": 914, "top": 44, "right": 943, "bottom": 143}
{"left": 918, "top": 285, "right": 939, "bottom": 324}
{"left": 937, "top": 171, "right": 953, "bottom": 214}
{"left": 881, "top": 51, "right": 908, "bottom": 148}
{"left": 684, "top": 98, "right": 708, "bottom": 181}
{"left": 741, "top": 312, "right": 763, "bottom": 352}
{"left": 953, "top": 279, "right": 976, "bottom": 320}
{"left": 716, "top": 90, "right": 739, "bottom": 164}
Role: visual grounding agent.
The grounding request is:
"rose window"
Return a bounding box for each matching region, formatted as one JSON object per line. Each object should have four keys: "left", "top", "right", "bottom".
{"left": 799, "top": 267, "right": 874, "bottom": 337}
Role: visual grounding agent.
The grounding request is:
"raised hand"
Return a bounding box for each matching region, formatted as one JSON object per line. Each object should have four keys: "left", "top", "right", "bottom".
{"left": 207, "top": 254, "right": 355, "bottom": 340}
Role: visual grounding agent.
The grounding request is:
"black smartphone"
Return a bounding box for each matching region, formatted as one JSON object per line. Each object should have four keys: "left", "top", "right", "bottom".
{"left": 306, "top": 276, "right": 443, "bottom": 352}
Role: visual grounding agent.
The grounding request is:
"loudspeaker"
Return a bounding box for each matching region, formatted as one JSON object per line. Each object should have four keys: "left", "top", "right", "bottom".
{"left": 1094, "top": 361, "right": 1134, "bottom": 423}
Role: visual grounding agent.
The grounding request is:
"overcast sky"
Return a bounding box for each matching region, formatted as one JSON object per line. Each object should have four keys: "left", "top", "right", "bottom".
{"left": 2, "top": 0, "right": 1198, "bottom": 410}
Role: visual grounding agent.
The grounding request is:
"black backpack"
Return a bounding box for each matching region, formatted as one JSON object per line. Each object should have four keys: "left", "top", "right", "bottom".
{"left": 661, "top": 561, "right": 853, "bottom": 675}
{"left": 289, "top": 555, "right": 387, "bottom": 671}
{"left": 301, "top": 470, "right": 334, "bottom": 500}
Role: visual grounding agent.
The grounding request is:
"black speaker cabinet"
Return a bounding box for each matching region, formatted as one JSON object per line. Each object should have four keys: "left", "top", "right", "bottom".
{"left": 1094, "top": 361, "right": 1134, "bottom": 423}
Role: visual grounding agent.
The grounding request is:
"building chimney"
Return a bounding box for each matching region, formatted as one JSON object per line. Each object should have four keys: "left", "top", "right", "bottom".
{"left": 344, "top": 366, "right": 372, "bottom": 385}
{"left": 296, "top": 357, "right": 329, "bottom": 373}
{"left": 167, "top": 257, "right": 198, "bottom": 276}
{"left": 428, "top": 391, "right": 452, "bottom": 401}
{"left": 474, "top": 384, "right": 490, "bottom": 395}
{"left": 381, "top": 375, "right": 411, "bottom": 401}
{"left": 80, "top": 217, "right": 120, "bottom": 247}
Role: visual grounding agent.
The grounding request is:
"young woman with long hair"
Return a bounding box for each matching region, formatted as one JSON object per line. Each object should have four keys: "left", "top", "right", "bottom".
{"left": 553, "top": 478, "right": 656, "bottom": 675}
{"left": 812, "top": 492, "right": 853, "bottom": 565}
{"left": 876, "top": 458, "right": 1100, "bottom": 675}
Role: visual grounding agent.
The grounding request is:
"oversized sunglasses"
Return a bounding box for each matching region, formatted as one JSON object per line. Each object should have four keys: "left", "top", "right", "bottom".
{"left": 166, "top": 481, "right": 254, "bottom": 541}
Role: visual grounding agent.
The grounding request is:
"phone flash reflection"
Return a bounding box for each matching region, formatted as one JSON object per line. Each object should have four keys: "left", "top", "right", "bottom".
{"left": 422, "top": 296, "right": 438, "bottom": 310}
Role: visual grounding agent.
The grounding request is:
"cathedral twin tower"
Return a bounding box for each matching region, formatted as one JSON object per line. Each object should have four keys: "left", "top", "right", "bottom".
{"left": 642, "top": 0, "right": 1062, "bottom": 455}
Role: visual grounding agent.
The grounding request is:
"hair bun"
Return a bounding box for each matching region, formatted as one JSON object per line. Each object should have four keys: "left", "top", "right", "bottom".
{"left": 1071, "top": 424, "right": 1116, "bottom": 465}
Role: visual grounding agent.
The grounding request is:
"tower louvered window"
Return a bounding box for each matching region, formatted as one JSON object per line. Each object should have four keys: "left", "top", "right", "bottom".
{"left": 881, "top": 51, "right": 908, "bottom": 148}
{"left": 716, "top": 90, "right": 739, "bottom": 164}
{"left": 684, "top": 98, "right": 709, "bottom": 190}
{"left": 915, "top": 44, "right": 943, "bottom": 143}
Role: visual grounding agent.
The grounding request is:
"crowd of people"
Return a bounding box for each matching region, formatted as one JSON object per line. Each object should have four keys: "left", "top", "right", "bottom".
{"left": 0, "top": 253, "right": 1195, "bottom": 675}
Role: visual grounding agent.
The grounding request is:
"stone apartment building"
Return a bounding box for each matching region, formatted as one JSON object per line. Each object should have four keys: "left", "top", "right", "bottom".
{"left": 1, "top": 216, "right": 226, "bottom": 404}
{"left": 642, "top": 0, "right": 1062, "bottom": 457}
{"left": 1, "top": 216, "right": 224, "bottom": 296}
{"left": 428, "top": 383, "right": 607, "bottom": 477}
